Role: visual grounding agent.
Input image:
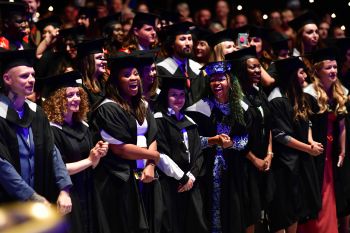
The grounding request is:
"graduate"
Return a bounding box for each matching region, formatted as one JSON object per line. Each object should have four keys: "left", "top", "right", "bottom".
{"left": 267, "top": 57, "right": 323, "bottom": 233}
{"left": 186, "top": 61, "right": 249, "bottom": 233}
{"left": 41, "top": 71, "right": 109, "bottom": 233}
{"left": 75, "top": 38, "right": 108, "bottom": 109}
{"left": 225, "top": 46, "right": 273, "bottom": 233}
{"left": 0, "top": 49, "right": 72, "bottom": 213}
{"left": 91, "top": 51, "right": 160, "bottom": 233}
{"left": 153, "top": 75, "right": 208, "bottom": 233}
{"left": 299, "top": 48, "right": 348, "bottom": 233}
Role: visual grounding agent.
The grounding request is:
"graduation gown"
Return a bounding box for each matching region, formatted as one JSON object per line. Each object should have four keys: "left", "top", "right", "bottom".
{"left": 92, "top": 99, "right": 157, "bottom": 233}
{"left": 156, "top": 57, "right": 207, "bottom": 107}
{"left": 304, "top": 84, "right": 350, "bottom": 217}
{"left": 0, "top": 96, "right": 61, "bottom": 203}
{"left": 268, "top": 87, "right": 321, "bottom": 231}
{"left": 154, "top": 111, "right": 208, "bottom": 233}
{"left": 241, "top": 86, "right": 274, "bottom": 227}
{"left": 186, "top": 98, "right": 249, "bottom": 233}
{"left": 51, "top": 121, "right": 109, "bottom": 233}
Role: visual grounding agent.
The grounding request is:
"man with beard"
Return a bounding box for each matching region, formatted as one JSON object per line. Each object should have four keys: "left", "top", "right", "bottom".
{"left": 157, "top": 21, "right": 206, "bottom": 107}
{"left": 0, "top": 2, "right": 34, "bottom": 50}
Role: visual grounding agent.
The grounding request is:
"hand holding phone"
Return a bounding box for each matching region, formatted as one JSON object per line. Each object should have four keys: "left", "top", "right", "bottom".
{"left": 237, "top": 33, "right": 249, "bottom": 48}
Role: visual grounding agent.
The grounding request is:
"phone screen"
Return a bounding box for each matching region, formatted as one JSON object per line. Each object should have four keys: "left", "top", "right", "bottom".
{"left": 237, "top": 33, "right": 249, "bottom": 48}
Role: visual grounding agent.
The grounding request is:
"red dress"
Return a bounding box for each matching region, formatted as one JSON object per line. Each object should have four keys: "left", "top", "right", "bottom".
{"left": 298, "top": 113, "right": 338, "bottom": 233}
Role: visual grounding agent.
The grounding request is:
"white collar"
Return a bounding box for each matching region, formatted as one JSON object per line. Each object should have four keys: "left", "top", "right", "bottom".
{"left": 167, "top": 107, "right": 184, "bottom": 120}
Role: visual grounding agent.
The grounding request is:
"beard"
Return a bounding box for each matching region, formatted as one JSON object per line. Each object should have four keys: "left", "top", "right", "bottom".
{"left": 175, "top": 47, "right": 193, "bottom": 59}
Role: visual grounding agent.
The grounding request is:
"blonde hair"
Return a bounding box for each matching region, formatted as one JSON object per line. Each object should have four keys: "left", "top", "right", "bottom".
{"left": 209, "top": 42, "right": 227, "bottom": 62}
{"left": 310, "top": 61, "right": 348, "bottom": 115}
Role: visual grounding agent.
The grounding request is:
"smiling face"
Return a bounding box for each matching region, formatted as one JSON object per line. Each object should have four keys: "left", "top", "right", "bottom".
{"left": 66, "top": 87, "right": 81, "bottom": 113}
{"left": 209, "top": 73, "right": 230, "bottom": 103}
{"left": 317, "top": 60, "right": 338, "bottom": 87}
{"left": 297, "top": 67, "right": 308, "bottom": 87}
{"left": 140, "top": 63, "right": 156, "bottom": 87}
{"left": 118, "top": 67, "right": 141, "bottom": 99}
{"left": 94, "top": 52, "right": 107, "bottom": 75}
{"left": 3, "top": 65, "right": 35, "bottom": 98}
{"left": 246, "top": 58, "right": 261, "bottom": 85}
{"left": 168, "top": 88, "right": 186, "bottom": 113}
{"left": 221, "top": 41, "right": 236, "bottom": 55}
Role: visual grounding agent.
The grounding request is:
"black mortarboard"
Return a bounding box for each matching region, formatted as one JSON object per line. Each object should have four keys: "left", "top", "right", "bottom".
{"left": 288, "top": 11, "right": 318, "bottom": 32}
{"left": 192, "top": 28, "right": 213, "bottom": 43}
{"left": 134, "top": 49, "right": 160, "bottom": 67}
{"left": 0, "top": 1, "right": 26, "bottom": 17}
{"left": 36, "top": 15, "right": 62, "bottom": 32}
{"left": 78, "top": 7, "right": 96, "bottom": 18}
{"left": 58, "top": 26, "right": 86, "bottom": 40}
{"left": 163, "top": 21, "right": 195, "bottom": 37}
{"left": 225, "top": 46, "right": 257, "bottom": 61}
{"left": 248, "top": 25, "right": 270, "bottom": 39}
{"left": 158, "top": 75, "right": 187, "bottom": 91}
{"left": 132, "top": 12, "right": 158, "bottom": 28}
{"left": 307, "top": 47, "right": 337, "bottom": 63}
{"left": 0, "top": 49, "right": 35, "bottom": 73}
{"left": 207, "top": 29, "right": 235, "bottom": 48}
{"left": 37, "top": 71, "right": 82, "bottom": 97}
{"left": 76, "top": 38, "right": 105, "bottom": 57}
{"left": 270, "top": 32, "right": 289, "bottom": 52}
{"left": 96, "top": 13, "right": 122, "bottom": 33}
{"left": 274, "top": 56, "right": 306, "bottom": 81}
{"left": 107, "top": 52, "right": 140, "bottom": 76}
{"left": 201, "top": 61, "right": 232, "bottom": 76}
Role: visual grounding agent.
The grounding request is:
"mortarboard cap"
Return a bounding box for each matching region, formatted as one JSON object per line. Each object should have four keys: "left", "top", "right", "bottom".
{"left": 274, "top": 56, "right": 306, "bottom": 81}
{"left": 36, "top": 71, "right": 82, "bottom": 98}
{"left": 132, "top": 12, "right": 158, "bottom": 28}
{"left": 36, "top": 15, "right": 62, "bottom": 32}
{"left": 158, "top": 75, "right": 187, "bottom": 91}
{"left": 288, "top": 11, "right": 318, "bottom": 32}
{"left": 206, "top": 29, "right": 235, "bottom": 48}
{"left": 201, "top": 61, "right": 232, "bottom": 76}
{"left": 134, "top": 49, "right": 160, "bottom": 67}
{"left": 248, "top": 25, "right": 270, "bottom": 39}
{"left": 270, "top": 32, "right": 289, "bottom": 52}
{"left": 96, "top": 13, "right": 121, "bottom": 33}
{"left": 157, "top": 10, "right": 181, "bottom": 24}
{"left": 78, "top": 7, "right": 96, "bottom": 19}
{"left": 58, "top": 25, "right": 86, "bottom": 39}
{"left": 192, "top": 28, "right": 213, "bottom": 43}
{"left": 107, "top": 51, "right": 140, "bottom": 76}
{"left": 0, "top": 49, "right": 35, "bottom": 73}
{"left": 0, "top": 1, "right": 26, "bottom": 17}
{"left": 307, "top": 47, "right": 337, "bottom": 63}
{"left": 225, "top": 46, "right": 257, "bottom": 61}
{"left": 76, "top": 38, "right": 105, "bottom": 57}
{"left": 163, "top": 21, "right": 195, "bottom": 37}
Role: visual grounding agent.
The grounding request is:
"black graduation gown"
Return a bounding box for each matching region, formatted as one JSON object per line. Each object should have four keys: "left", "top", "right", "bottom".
{"left": 154, "top": 112, "right": 208, "bottom": 233}
{"left": 51, "top": 121, "right": 109, "bottom": 233}
{"left": 0, "top": 97, "right": 59, "bottom": 203}
{"left": 156, "top": 57, "right": 207, "bottom": 107}
{"left": 241, "top": 87, "right": 274, "bottom": 227}
{"left": 186, "top": 98, "right": 248, "bottom": 233}
{"left": 268, "top": 87, "right": 321, "bottom": 231}
{"left": 304, "top": 85, "right": 350, "bottom": 217}
{"left": 82, "top": 79, "right": 106, "bottom": 110}
{"left": 92, "top": 99, "right": 158, "bottom": 233}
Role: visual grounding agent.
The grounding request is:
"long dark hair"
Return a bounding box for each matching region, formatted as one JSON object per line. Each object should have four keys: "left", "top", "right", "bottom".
{"left": 105, "top": 66, "right": 147, "bottom": 124}
{"left": 278, "top": 69, "right": 312, "bottom": 121}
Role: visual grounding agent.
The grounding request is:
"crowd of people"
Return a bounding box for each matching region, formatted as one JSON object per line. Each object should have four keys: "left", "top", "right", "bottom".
{"left": 1, "top": 0, "right": 350, "bottom": 233}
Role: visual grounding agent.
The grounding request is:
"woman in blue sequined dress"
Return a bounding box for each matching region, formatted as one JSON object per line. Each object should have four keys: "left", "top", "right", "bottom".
{"left": 186, "top": 61, "right": 249, "bottom": 233}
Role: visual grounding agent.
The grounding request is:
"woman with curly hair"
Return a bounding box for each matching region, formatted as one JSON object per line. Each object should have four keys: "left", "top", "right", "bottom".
{"left": 42, "top": 71, "right": 109, "bottom": 233}
{"left": 225, "top": 46, "right": 273, "bottom": 233}
{"left": 299, "top": 48, "right": 348, "bottom": 233}
{"left": 91, "top": 52, "right": 160, "bottom": 233}
{"left": 186, "top": 61, "right": 249, "bottom": 233}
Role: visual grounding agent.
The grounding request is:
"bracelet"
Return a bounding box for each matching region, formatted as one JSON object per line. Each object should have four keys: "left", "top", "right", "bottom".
{"left": 267, "top": 151, "right": 274, "bottom": 157}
